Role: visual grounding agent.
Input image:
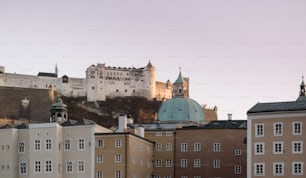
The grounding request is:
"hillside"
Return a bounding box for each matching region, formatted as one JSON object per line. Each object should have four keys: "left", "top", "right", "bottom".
{"left": 63, "top": 96, "right": 162, "bottom": 128}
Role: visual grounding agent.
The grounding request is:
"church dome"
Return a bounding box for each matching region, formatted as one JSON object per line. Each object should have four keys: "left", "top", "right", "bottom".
{"left": 157, "top": 97, "right": 205, "bottom": 123}
{"left": 157, "top": 70, "right": 205, "bottom": 123}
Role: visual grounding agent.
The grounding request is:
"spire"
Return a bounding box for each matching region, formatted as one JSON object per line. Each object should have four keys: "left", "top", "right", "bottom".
{"left": 55, "top": 64, "right": 58, "bottom": 77}
{"left": 174, "top": 68, "right": 184, "bottom": 84}
{"left": 173, "top": 69, "right": 188, "bottom": 98}
{"left": 297, "top": 75, "right": 306, "bottom": 101}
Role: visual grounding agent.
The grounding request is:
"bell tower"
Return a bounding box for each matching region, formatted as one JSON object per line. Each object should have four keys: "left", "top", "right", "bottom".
{"left": 50, "top": 94, "right": 68, "bottom": 124}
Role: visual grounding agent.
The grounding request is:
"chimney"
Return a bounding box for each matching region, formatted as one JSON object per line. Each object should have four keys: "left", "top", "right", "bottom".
{"left": 227, "top": 113, "right": 232, "bottom": 121}
{"left": 137, "top": 126, "right": 145, "bottom": 138}
{"left": 118, "top": 113, "right": 127, "bottom": 132}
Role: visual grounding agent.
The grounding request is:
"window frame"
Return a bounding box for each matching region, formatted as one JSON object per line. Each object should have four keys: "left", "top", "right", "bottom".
{"left": 273, "top": 122, "right": 283, "bottom": 136}
{"left": 254, "top": 163, "right": 265, "bottom": 176}
{"left": 255, "top": 123, "right": 264, "bottom": 137}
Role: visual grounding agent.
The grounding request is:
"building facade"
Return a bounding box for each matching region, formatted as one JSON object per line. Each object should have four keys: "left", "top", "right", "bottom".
{"left": 247, "top": 79, "right": 306, "bottom": 178}
{"left": 95, "top": 133, "right": 154, "bottom": 178}
{"left": 175, "top": 119, "right": 247, "bottom": 178}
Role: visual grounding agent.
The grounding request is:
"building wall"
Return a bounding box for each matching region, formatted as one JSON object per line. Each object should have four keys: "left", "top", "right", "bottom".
{"left": 0, "top": 122, "right": 97, "bottom": 178}
{"left": 144, "top": 130, "right": 175, "bottom": 178}
{"left": 95, "top": 133, "right": 154, "bottom": 178}
{"left": 175, "top": 128, "right": 247, "bottom": 178}
{"left": 0, "top": 128, "right": 18, "bottom": 178}
{"left": 248, "top": 113, "right": 306, "bottom": 178}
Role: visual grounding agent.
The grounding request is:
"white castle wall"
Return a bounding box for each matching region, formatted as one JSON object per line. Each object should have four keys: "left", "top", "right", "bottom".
{"left": 0, "top": 62, "right": 174, "bottom": 102}
{"left": 86, "top": 62, "right": 156, "bottom": 101}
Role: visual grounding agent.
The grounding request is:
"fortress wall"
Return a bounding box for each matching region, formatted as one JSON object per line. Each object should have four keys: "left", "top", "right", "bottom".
{"left": 155, "top": 81, "right": 173, "bottom": 100}
{"left": 58, "top": 77, "right": 87, "bottom": 97}
{"left": 0, "top": 87, "right": 55, "bottom": 122}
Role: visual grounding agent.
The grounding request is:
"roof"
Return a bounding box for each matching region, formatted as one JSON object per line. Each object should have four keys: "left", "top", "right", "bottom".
{"left": 203, "top": 120, "right": 247, "bottom": 129}
{"left": 157, "top": 97, "right": 205, "bottom": 123}
{"left": 37, "top": 72, "right": 57, "bottom": 78}
{"left": 61, "top": 118, "right": 95, "bottom": 127}
{"left": 247, "top": 101, "right": 306, "bottom": 114}
{"left": 95, "top": 132, "right": 155, "bottom": 144}
{"left": 174, "top": 71, "right": 184, "bottom": 84}
{"left": 177, "top": 120, "right": 247, "bottom": 130}
{"left": 50, "top": 97, "right": 67, "bottom": 111}
{"left": 129, "top": 123, "right": 180, "bottom": 131}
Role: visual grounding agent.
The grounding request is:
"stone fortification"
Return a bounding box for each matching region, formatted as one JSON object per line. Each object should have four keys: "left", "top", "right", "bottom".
{"left": 0, "top": 62, "right": 186, "bottom": 102}
{"left": 0, "top": 86, "right": 55, "bottom": 122}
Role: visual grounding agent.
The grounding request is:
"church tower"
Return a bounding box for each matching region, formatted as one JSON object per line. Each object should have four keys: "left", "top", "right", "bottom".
{"left": 172, "top": 70, "right": 189, "bottom": 98}
{"left": 50, "top": 95, "right": 68, "bottom": 124}
{"left": 297, "top": 76, "right": 306, "bottom": 101}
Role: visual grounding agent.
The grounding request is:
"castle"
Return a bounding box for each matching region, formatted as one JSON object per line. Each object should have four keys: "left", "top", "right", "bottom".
{"left": 0, "top": 62, "right": 187, "bottom": 102}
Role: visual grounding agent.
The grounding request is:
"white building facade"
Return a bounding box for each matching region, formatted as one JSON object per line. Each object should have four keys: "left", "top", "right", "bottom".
{"left": 0, "top": 121, "right": 111, "bottom": 178}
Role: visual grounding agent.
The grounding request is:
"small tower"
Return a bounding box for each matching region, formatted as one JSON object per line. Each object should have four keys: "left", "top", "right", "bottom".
{"left": 172, "top": 69, "right": 189, "bottom": 98}
{"left": 50, "top": 95, "right": 68, "bottom": 124}
{"left": 297, "top": 76, "right": 306, "bottom": 101}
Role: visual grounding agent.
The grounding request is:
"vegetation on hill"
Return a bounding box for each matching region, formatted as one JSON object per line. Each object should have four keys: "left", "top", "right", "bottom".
{"left": 63, "top": 96, "right": 162, "bottom": 128}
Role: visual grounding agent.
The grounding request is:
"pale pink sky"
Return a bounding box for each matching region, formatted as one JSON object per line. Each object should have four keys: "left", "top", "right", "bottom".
{"left": 1, "top": 0, "right": 306, "bottom": 119}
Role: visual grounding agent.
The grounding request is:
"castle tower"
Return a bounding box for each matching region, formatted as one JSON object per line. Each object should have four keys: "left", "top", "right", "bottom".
{"left": 50, "top": 95, "right": 68, "bottom": 124}
{"left": 55, "top": 64, "right": 58, "bottom": 77}
{"left": 144, "top": 61, "right": 156, "bottom": 99}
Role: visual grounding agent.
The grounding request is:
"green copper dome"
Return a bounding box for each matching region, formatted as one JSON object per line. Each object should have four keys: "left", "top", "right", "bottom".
{"left": 157, "top": 97, "right": 205, "bottom": 123}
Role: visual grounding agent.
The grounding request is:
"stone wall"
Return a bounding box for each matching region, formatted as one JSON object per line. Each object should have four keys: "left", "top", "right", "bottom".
{"left": 0, "top": 86, "right": 55, "bottom": 122}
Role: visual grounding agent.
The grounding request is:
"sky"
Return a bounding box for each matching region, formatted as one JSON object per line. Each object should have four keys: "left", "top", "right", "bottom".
{"left": 1, "top": 0, "right": 306, "bottom": 120}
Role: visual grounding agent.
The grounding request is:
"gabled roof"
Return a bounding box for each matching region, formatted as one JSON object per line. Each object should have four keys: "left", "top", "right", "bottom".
{"left": 247, "top": 101, "right": 306, "bottom": 114}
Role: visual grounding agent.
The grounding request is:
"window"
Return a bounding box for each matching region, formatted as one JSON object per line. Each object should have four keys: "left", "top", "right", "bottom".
{"left": 64, "top": 139, "right": 70, "bottom": 151}
{"left": 194, "top": 143, "right": 201, "bottom": 152}
{"left": 115, "top": 139, "right": 121, "bottom": 147}
{"left": 156, "top": 160, "right": 162, "bottom": 167}
{"left": 46, "top": 139, "right": 52, "bottom": 150}
{"left": 292, "top": 141, "right": 303, "bottom": 154}
{"left": 254, "top": 163, "right": 265, "bottom": 176}
{"left": 115, "top": 170, "right": 121, "bottom": 178}
{"left": 235, "top": 149, "right": 242, "bottom": 155}
{"left": 273, "top": 142, "right": 284, "bottom": 154}
{"left": 155, "top": 132, "right": 162, "bottom": 136}
{"left": 213, "top": 143, "right": 221, "bottom": 152}
{"left": 156, "top": 143, "right": 162, "bottom": 151}
{"left": 34, "top": 161, "right": 41, "bottom": 173}
{"left": 166, "top": 160, "right": 172, "bottom": 167}
{"left": 213, "top": 160, "right": 220, "bottom": 168}
{"left": 164, "top": 175, "right": 171, "bottom": 178}
{"left": 181, "top": 159, "right": 188, "bottom": 168}
{"left": 66, "top": 161, "right": 73, "bottom": 173}
{"left": 254, "top": 143, "right": 264, "bottom": 155}
{"left": 34, "top": 140, "right": 41, "bottom": 151}
{"left": 166, "top": 143, "right": 172, "bottom": 151}
{"left": 166, "top": 132, "right": 173, "bottom": 136}
{"left": 45, "top": 160, "right": 52, "bottom": 173}
{"left": 19, "top": 142, "right": 25, "bottom": 153}
{"left": 293, "top": 122, "right": 302, "bottom": 135}
{"left": 96, "top": 140, "right": 104, "bottom": 148}
{"left": 292, "top": 162, "right": 303, "bottom": 175}
{"left": 255, "top": 124, "right": 264, "bottom": 137}
{"left": 194, "top": 176, "right": 201, "bottom": 178}
{"left": 274, "top": 123, "right": 283, "bottom": 136}
{"left": 181, "top": 143, "right": 188, "bottom": 152}
{"left": 78, "top": 160, "right": 84, "bottom": 172}
{"left": 20, "top": 162, "right": 27, "bottom": 175}
{"left": 97, "top": 171, "right": 103, "bottom": 178}
{"left": 115, "top": 154, "right": 121, "bottom": 163}
{"left": 194, "top": 159, "right": 201, "bottom": 168}
{"left": 78, "top": 139, "right": 85, "bottom": 150}
{"left": 273, "top": 162, "right": 284, "bottom": 176}
{"left": 235, "top": 165, "right": 241, "bottom": 174}
{"left": 97, "top": 155, "right": 103, "bottom": 163}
